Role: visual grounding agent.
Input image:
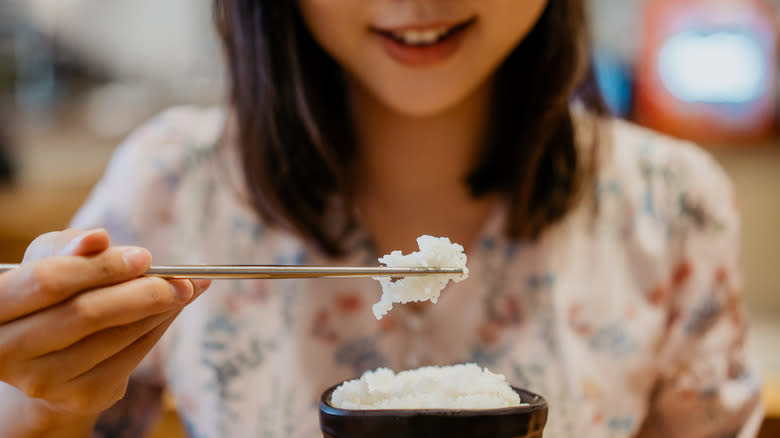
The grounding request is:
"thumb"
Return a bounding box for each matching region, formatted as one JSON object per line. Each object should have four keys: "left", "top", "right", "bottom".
{"left": 22, "top": 228, "right": 110, "bottom": 263}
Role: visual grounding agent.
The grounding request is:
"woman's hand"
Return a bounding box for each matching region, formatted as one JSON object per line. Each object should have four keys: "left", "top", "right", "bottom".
{"left": 0, "top": 229, "right": 210, "bottom": 436}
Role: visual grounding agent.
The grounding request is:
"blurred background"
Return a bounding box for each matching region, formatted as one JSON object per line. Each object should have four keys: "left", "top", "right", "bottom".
{"left": 0, "top": 0, "right": 778, "bottom": 436}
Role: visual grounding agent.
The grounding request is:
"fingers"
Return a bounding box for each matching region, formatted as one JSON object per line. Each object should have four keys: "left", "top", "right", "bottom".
{"left": 0, "top": 279, "right": 209, "bottom": 416}
{"left": 23, "top": 229, "right": 110, "bottom": 263}
{"left": 58, "top": 313, "right": 177, "bottom": 415}
{"left": 21, "top": 276, "right": 211, "bottom": 384}
{"left": 189, "top": 279, "right": 213, "bottom": 303}
{"left": 16, "top": 312, "right": 179, "bottom": 415}
{"left": 0, "top": 229, "right": 214, "bottom": 416}
{"left": 28, "top": 310, "right": 178, "bottom": 384}
{"left": 1, "top": 277, "right": 193, "bottom": 359}
{"left": 0, "top": 246, "right": 152, "bottom": 324}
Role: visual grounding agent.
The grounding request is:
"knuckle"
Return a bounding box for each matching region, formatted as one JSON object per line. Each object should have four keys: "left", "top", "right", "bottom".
{"left": 62, "top": 391, "right": 93, "bottom": 414}
{"left": 28, "top": 263, "right": 62, "bottom": 299}
{"left": 20, "top": 375, "right": 52, "bottom": 400}
{"left": 0, "top": 338, "right": 21, "bottom": 374}
{"left": 69, "top": 296, "right": 103, "bottom": 327}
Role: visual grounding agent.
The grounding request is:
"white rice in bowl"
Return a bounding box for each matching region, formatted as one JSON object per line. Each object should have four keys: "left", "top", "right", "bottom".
{"left": 372, "top": 235, "right": 469, "bottom": 320}
{"left": 330, "top": 363, "right": 522, "bottom": 410}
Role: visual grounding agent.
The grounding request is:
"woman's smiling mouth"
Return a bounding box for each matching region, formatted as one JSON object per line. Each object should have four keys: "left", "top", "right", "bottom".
{"left": 370, "top": 17, "right": 477, "bottom": 67}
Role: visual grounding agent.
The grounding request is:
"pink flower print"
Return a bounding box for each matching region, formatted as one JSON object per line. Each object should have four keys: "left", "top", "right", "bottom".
{"left": 666, "top": 307, "right": 682, "bottom": 328}
{"left": 335, "top": 293, "right": 363, "bottom": 313}
{"left": 727, "top": 294, "right": 744, "bottom": 328}
{"left": 728, "top": 359, "right": 747, "bottom": 380}
{"left": 715, "top": 266, "right": 728, "bottom": 285}
{"left": 226, "top": 295, "right": 243, "bottom": 315}
{"left": 568, "top": 304, "right": 593, "bottom": 336}
{"left": 378, "top": 315, "right": 397, "bottom": 333}
{"left": 311, "top": 310, "right": 340, "bottom": 344}
{"left": 499, "top": 295, "right": 524, "bottom": 325}
{"left": 479, "top": 320, "right": 501, "bottom": 345}
{"left": 648, "top": 284, "right": 669, "bottom": 306}
{"left": 224, "top": 281, "right": 270, "bottom": 315}
{"left": 672, "top": 261, "right": 693, "bottom": 289}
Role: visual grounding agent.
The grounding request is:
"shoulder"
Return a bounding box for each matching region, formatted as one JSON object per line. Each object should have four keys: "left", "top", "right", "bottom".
{"left": 595, "top": 117, "right": 736, "bottom": 235}
{"left": 110, "top": 105, "right": 226, "bottom": 172}
{"left": 607, "top": 118, "right": 727, "bottom": 180}
{"left": 71, "top": 106, "right": 227, "bottom": 245}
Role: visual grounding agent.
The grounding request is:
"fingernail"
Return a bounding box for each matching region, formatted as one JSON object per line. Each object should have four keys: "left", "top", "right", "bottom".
{"left": 63, "top": 229, "right": 102, "bottom": 255}
{"left": 172, "top": 281, "right": 194, "bottom": 303}
{"left": 122, "top": 247, "right": 150, "bottom": 270}
{"left": 191, "top": 279, "right": 212, "bottom": 292}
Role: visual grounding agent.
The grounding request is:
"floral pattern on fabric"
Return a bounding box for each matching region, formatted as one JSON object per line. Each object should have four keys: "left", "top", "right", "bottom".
{"left": 72, "top": 108, "right": 762, "bottom": 438}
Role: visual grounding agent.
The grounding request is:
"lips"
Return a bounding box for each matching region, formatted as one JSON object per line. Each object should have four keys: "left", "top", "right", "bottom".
{"left": 370, "top": 17, "right": 477, "bottom": 67}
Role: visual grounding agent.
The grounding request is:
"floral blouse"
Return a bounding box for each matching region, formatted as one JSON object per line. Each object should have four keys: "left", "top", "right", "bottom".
{"left": 72, "top": 107, "right": 762, "bottom": 438}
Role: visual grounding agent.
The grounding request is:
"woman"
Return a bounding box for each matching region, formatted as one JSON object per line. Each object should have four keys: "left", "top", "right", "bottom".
{"left": 0, "top": 1, "right": 762, "bottom": 436}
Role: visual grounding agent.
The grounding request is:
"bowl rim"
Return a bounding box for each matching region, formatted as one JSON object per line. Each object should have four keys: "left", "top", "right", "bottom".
{"left": 319, "top": 384, "right": 548, "bottom": 418}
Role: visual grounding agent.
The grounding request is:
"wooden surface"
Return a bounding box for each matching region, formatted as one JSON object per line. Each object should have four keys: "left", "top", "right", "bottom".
{"left": 0, "top": 185, "right": 92, "bottom": 262}
{"left": 764, "top": 377, "right": 780, "bottom": 418}
{"left": 146, "top": 392, "right": 188, "bottom": 438}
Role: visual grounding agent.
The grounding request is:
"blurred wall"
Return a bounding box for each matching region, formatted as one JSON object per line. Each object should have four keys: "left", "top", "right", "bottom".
{"left": 12, "top": 0, "right": 224, "bottom": 103}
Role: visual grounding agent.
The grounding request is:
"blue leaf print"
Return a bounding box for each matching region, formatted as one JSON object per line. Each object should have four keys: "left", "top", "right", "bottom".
{"left": 607, "top": 416, "right": 633, "bottom": 432}
{"left": 481, "top": 237, "right": 497, "bottom": 250}
{"left": 527, "top": 272, "right": 555, "bottom": 290}
{"left": 165, "top": 172, "right": 180, "bottom": 190}
{"left": 684, "top": 295, "right": 722, "bottom": 335}
{"left": 588, "top": 323, "right": 638, "bottom": 356}
{"left": 206, "top": 313, "right": 241, "bottom": 336}
{"left": 335, "top": 338, "right": 388, "bottom": 374}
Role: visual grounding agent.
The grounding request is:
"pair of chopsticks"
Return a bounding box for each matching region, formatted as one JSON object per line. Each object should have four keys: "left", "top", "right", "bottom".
{"left": 0, "top": 264, "right": 463, "bottom": 280}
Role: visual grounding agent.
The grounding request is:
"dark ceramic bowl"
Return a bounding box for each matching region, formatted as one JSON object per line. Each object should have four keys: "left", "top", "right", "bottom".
{"left": 319, "top": 385, "right": 548, "bottom": 438}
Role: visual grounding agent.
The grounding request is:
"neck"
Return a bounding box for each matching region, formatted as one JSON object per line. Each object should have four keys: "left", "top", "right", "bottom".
{"left": 350, "top": 81, "right": 492, "bottom": 202}
{"left": 348, "top": 80, "right": 499, "bottom": 255}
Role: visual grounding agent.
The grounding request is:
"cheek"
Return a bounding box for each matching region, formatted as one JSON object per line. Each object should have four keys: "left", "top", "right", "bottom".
{"left": 298, "top": 1, "right": 363, "bottom": 61}
{"left": 487, "top": 0, "right": 548, "bottom": 52}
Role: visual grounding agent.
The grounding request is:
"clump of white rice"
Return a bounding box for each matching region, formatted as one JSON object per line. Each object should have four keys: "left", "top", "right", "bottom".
{"left": 330, "top": 363, "right": 522, "bottom": 410}
{"left": 372, "top": 235, "right": 469, "bottom": 320}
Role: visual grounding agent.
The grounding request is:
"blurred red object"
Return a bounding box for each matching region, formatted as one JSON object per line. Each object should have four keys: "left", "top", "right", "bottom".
{"left": 635, "top": 0, "right": 777, "bottom": 145}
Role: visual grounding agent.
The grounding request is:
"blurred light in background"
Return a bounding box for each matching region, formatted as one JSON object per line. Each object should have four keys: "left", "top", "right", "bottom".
{"left": 634, "top": 0, "right": 777, "bottom": 144}
{"left": 658, "top": 30, "right": 767, "bottom": 104}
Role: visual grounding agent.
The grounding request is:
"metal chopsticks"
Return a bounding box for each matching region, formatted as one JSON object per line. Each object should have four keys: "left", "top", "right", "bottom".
{"left": 0, "top": 264, "right": 463, "bottom": 280}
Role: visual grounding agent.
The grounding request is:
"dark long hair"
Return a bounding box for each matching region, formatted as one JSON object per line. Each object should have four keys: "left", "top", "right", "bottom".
{"left": 214, "top": 1, "right": 605, "bottom": 255}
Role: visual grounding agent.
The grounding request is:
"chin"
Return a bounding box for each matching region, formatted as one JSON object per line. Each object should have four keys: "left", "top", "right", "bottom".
{"left": 374, "top": 82, "right": 481, "bottom": 118}
{"left": 385, "top": 96, "right": 461, "bottom": 118}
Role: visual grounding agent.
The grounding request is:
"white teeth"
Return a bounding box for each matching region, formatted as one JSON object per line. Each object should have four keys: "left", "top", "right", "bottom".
{"left": 406, "top": 30, "right": 423, "bottom": 44}
{"left": 392, "top": 27, "right": 450, "bottom": 45}
{"left": 421, "top": 30, "right": 440, "bottom": 42}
